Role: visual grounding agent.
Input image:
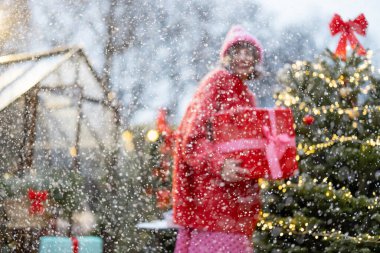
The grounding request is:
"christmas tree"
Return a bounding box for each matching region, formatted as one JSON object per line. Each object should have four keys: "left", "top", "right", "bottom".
{"left": 253, "top": 16, "right": 380, "bottom": 251}
{"left": 98, "top": 120, "right": 176, "bottom": 252}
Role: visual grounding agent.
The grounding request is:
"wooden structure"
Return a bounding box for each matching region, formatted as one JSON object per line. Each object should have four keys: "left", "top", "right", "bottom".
{"left": 0, "top": 47, "right": 121, "bottom": 176}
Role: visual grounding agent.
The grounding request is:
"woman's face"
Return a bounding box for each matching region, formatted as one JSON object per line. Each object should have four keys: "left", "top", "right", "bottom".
{"left": 228, "top": 45, "right": 259, "bottom": 80}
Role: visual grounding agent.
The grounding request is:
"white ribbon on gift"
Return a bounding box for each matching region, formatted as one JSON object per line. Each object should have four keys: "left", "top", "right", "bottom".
{"left": 216, "top": 110, "right": 295, "bottom": 179}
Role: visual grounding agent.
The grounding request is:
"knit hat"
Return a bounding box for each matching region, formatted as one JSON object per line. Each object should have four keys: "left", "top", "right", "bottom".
{"left": 220, "top": 25, "right": 263, "bottom": 63}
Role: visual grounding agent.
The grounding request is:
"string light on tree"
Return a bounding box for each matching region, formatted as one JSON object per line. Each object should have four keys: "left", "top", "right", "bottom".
{"left": 146, "top": 129, "right": 160, "bottom": 142}
{"left": 254, "top": 13, "right": 380, "bottom": 251}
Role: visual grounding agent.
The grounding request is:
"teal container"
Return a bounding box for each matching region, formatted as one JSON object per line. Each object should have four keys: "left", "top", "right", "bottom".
{"left": 39, "top": 236, "right": 103, "bottom": 253}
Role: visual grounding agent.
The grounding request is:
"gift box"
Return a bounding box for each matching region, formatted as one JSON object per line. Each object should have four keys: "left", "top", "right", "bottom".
{"left": 211, "top": 107, "right": 298, "bottom": 179}
{"left": 39, "top": 236, "right": 103, "bottom": 253}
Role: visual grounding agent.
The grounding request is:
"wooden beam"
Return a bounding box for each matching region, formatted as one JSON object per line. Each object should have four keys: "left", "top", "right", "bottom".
{"left": 20, "top": 87, "right": 39, "bottom": 174}
{"left": 72, "top": 87, "right": 83, "bottom": 172}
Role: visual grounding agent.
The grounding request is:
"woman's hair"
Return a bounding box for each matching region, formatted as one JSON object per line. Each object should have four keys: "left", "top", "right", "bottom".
{"left": 221, "top": 42, "right": 263, "bottom": 80}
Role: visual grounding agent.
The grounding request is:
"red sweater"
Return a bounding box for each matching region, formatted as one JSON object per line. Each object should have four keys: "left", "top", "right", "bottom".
{"left": 173, "top": 69, "right": 261, "bottom": 236}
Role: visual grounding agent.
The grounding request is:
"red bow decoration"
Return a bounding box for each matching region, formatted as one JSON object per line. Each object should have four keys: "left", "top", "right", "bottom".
{"left": 156, "top": 108, "right": 175, "bottom": 153}
{"left": 329, "top": 13, "right": 368, "bottom": 60}
{"left": 156, "top": 108, "right": 172, "bottom": 136}
{"left": 156, "top": 188, "right": 172, "bottom": 210}
{"left": 28, "top": 189, "right": 48, "bottom": 215}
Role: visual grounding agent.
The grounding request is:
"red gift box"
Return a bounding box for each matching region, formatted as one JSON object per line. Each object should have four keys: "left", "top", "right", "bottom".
{"left": 211, "top": 107, "right": 298, "bottom": 179}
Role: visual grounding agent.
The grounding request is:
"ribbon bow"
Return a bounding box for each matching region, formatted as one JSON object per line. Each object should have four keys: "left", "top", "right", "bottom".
{"left": 262, "top": 125, "right": 293, "bottom": 179}
{"left": 329, "top": 14, "right": 368, "bottom": 60}
{"left": 157, "top": 108, "right": 174, "bottom": 137}
{"left": 156, "top": 108, "right": 175, "bottom": 153}
{"left": 28, "top": 189, "right": 48, "bottom": 215}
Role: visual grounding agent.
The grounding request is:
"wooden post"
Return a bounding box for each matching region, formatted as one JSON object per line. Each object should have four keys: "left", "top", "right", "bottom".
{"left": 72, "top": 86, "right": 83, "bottom": 172}
{"left": 20, "top": 88, "right": 39, "bottom": 175}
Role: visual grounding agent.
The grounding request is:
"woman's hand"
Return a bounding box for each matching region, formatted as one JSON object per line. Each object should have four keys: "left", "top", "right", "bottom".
{"left": 221, "top": 159, "right": 250, "bottom": 182}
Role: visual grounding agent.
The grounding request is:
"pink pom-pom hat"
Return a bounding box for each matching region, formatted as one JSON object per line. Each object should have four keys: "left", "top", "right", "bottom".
{"left": 220, "top": 25, "right": 263, "bottom": 63}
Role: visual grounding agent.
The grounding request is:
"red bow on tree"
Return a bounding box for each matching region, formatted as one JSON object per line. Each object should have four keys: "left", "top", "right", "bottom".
{"left": 329, "top": 13, "right": 368, "bottom": 60}
{"left": 156, "top": 108, "right": 175, "bottom": 153}
{"left": 156, "top": 188, "right": 171, "bottom": 210}
{"left": 28, "top": 189, "right": 48, "bottom": 215}
{"left": 156, "top": 108, "right": 172, "bottom": 136}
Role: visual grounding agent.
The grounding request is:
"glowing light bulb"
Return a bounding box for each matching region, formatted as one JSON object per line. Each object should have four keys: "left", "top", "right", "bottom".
{"left": 146, "top": 129, "right": 160, "bottom": 142}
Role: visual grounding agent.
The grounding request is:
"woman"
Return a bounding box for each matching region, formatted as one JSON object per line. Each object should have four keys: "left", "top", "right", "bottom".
{"left": 173, "top": 25, "right": 263, "bottom": 253}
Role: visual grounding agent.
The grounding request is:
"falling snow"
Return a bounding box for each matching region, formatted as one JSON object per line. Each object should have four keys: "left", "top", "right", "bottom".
{"left": 0, "top": 0, "right": 379, "bottom": 252}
